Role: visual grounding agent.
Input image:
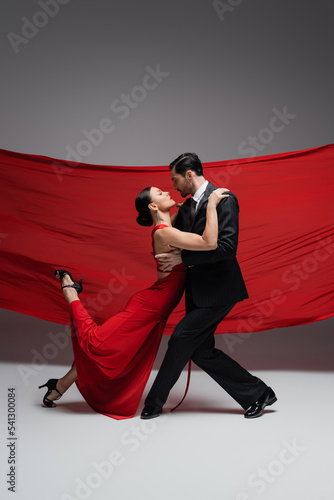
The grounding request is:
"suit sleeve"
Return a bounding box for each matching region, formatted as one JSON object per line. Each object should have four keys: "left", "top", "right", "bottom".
{"left": 174, "top": 201, "right": 190, "bottom": 231}
{"left": 181, "top": 194, "right": 239, "bottom": 266}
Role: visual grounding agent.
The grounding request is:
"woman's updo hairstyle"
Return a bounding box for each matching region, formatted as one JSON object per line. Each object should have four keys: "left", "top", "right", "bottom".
{"left": 135, "top": 187, "right": 153, "bottom": 226}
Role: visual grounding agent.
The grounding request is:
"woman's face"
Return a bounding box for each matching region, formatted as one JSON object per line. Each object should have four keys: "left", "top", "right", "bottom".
{"left": 149, "top": 187, "right": 176, "bottom": 212}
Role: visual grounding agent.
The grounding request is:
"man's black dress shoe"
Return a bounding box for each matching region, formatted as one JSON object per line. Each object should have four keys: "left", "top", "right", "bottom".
{"left": 244, "top": 387, "right": 277, "bottom": 419}
{"left": 140, "top": 405, "right": 162, "bottom": 420}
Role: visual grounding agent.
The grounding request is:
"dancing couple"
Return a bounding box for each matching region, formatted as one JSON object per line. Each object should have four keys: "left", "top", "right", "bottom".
{"left": 39, "top": 152, "right": 277, "bottom": 419}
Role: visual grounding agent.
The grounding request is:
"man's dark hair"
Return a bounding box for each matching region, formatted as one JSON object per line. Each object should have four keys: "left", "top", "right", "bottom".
{"left": 169, "top": 152, "right": 203, "bottom": 177}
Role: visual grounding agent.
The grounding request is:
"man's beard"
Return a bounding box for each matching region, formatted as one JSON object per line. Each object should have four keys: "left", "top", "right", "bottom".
{"left": 178, "top": 189, "right": 189, "bottom": 198}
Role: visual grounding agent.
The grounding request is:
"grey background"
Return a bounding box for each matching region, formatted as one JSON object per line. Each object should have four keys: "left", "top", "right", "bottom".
{"left": 1, "top": 0, "right": 333, "bottom": 370}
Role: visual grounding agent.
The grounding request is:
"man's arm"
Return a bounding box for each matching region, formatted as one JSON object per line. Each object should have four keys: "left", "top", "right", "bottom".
{"left": 156, "top": 194, "right": 239, "bottom": 271}
{"left": 181, "top": 194, "right": 239, "bottom": 267}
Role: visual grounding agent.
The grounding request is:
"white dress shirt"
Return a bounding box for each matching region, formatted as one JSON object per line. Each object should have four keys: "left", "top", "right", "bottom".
{"left": 192, "top": 180, "right": 208, "bottom": 211}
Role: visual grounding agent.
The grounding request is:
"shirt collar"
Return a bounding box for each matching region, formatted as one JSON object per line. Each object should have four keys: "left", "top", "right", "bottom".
{"left": 192, "top": 180, "right": 208, "bottom": 204}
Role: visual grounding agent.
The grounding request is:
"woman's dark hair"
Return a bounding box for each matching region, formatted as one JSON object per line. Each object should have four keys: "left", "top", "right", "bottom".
{"left": 135, "top": 187, "right": 153, "bottom": 226}
{"left": 169, "top": 152, "right": 203, "bottom": 177}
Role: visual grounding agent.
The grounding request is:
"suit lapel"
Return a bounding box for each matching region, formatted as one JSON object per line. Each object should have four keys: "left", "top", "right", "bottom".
{"left": 178, "top": 182, "right": 216, "bottom": 231}
{"left": 178, "top": 197, "right": 193, "bottom": 231}
{"left": 191, "top": 182, "right": 215, "bottom": 229}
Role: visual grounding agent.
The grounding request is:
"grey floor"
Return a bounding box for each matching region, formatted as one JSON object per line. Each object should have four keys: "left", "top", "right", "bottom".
{"left": 1, "top": 310, "right": 334, "bottom": 500}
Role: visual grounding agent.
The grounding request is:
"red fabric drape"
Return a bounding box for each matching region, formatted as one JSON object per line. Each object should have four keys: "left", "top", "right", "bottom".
{"left": 0, "top": 145, "right": 333, "bottom": 334}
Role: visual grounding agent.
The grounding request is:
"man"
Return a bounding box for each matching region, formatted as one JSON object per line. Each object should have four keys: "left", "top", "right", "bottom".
{"left": 141, "top": 152, "right": 277, "bottom": 419}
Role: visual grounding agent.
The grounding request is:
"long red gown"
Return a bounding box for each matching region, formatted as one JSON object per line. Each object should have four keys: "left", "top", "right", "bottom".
{"left": 70, "top": 224, "right": 186, "bottom": 419}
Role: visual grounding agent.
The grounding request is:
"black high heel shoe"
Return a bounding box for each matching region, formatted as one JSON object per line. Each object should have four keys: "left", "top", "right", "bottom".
{"left": 38, "top": 379, "right": 63, "bottom": 408}
{"left": 55, "top": 269, "right": 83, "bottom": 294}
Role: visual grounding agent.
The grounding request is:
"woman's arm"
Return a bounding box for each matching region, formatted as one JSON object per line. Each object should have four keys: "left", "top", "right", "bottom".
{"left": 154, "top": 189, "right": 229, "bottom": 251}
{"left": 181, "top": 193, "right": 239, "bottom": 266}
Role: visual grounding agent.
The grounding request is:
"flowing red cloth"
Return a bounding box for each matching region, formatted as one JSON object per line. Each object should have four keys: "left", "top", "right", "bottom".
{"left": 70, "top": 225, "right": 186, "bottom": 419}
{"left": 0, "top": 145, "right": 334, "bottom": 334}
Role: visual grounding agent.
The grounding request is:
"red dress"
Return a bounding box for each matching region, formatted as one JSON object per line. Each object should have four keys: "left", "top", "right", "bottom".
{"left": 70, "top": 224, "right": 186, "bottom": 419}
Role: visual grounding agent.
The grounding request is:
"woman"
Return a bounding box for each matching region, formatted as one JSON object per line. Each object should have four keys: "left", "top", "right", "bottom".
{"left": 38, "top": 186, "right": 229, "bottom": 419}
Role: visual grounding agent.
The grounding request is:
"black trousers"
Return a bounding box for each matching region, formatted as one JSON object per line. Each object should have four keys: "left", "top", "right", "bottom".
{"left": 145, "top": 301, "right": 267, "bottom": 410}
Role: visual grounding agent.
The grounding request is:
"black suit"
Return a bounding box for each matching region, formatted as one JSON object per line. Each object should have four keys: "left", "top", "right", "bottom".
{"left": 145, "top": 182, "right": 267, "bottom": 410}
{"left": 178, "top": 184, "right": 248, "bottom": 307}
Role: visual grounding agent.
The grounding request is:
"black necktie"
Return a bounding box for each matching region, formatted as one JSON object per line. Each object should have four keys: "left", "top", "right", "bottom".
{"left": 189, "top": 198, "right": 196, "bottom": 226}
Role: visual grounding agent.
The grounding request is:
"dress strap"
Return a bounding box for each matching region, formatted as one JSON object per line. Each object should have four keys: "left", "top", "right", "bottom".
{"left": 170, "top": 360, "right": 192, "bottom": 412}
{"left": 151, "top": 224, "right": 170, "bottom": 237}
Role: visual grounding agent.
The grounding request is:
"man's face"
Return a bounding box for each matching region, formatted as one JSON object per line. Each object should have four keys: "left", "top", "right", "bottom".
{"left": 170, "top": 166, "right": 193, "bottom": 198}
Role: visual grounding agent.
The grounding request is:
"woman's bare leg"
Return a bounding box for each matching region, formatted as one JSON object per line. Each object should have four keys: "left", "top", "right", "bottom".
{"left": 46, "top": 363, "right": 78, "bottom": 406}
{"left": 46, "top": 273, "right": 80, "bottom": 404}
{"left": 44, "top": 274, "right": 79, "bottom": 406}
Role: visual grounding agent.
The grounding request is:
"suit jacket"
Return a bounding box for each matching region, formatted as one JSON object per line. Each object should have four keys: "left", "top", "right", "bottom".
{"left": 174, "top": 182, "right": 248, "bottom": 308}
